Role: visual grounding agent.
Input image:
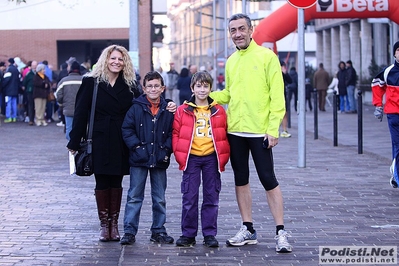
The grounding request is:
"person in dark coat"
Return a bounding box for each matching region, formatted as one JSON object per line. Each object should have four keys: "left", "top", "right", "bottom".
{"left": 0, "top": 61, "right": 6, "bottom": 116}
{"left": 280, "top": 61, "right": 292, "bottom": 138}
{"left": 55, "top": 61, "right": 83, "bottom": 140}
{"left": 22, "top": 60, "right": 38, "bottom": 125}
{"left": 2, "top": 58, "right": 21, "bottom": 122}
{"left": 345, "top": 60, "right": 358, "bottom": 113}
{"left": 32, "top": 63, "right": 51, "bottom": 126}
{"left": 177, "top": 67, "right": 192, "bottom": 104}
{"left": 67, "top": 45, "right": 176, "bottom": 243}
{"left": 313, "top": 63, "right": 330, "bottom": 112}
{"left": 57, "top": 62, "right": 69, "bottom": 83}
{"left": 67, "top": 45, "right": 140, "bottom": 243}
{"left": 336, "top": 61, "right": 348, "bottom": 113}
{"left": 305, "top": 78, "right": 313, "bottom": 111}
{"left": 287, "top": 66, "right": 298, "bottom": 112}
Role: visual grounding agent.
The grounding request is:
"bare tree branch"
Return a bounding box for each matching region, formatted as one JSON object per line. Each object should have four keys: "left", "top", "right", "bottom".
{"left": 9, "top": 0, "right": 26, "bottom": 4}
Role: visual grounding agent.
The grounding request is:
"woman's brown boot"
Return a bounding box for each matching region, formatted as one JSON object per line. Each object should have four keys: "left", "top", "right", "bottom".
{"left": 94, "top": 189, "right": 110, "bottom": 242}
{"left": 109, "top": 188, "right": 122, "bottom": 241}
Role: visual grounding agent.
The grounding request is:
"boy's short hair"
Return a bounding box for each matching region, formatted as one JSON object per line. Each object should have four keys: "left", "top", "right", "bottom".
{"left": 190, "top": 71, "right": 213, "bottom": 89}
{"left": 143, "top": 71, "right": 164, "bottom": 87}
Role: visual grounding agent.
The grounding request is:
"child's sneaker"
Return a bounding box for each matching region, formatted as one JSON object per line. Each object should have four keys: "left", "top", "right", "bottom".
{"left": 226, "top": 225, "right": 257, "bottom": 246}
{"left": 275, "top": 229, "right": 292, "bottom": 253}
{"left": 203, "top": 236, "right": 219, "bottom": 247}
{"left": 176, "top": 236, "right": 196, "bottom": 247}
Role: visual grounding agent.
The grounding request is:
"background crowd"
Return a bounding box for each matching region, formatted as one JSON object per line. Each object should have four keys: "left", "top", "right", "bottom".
{"left": 0, "top": 56, "right": 226, "bottom": 127}
{"left": 0, "top": 56, "right": 90, "bottom": 127}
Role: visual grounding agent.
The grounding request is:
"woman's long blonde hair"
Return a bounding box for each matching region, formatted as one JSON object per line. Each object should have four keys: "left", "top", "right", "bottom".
{"left": 88, "top": 44, "right": 136, "bottom": 87}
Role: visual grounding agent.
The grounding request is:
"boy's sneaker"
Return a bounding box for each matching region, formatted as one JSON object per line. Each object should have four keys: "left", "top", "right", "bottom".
{"left": 4, "top": 118, "right": 12, "bottom": 123}
{"left": 56, "top": 121, "right": 64, "bottom": 127}
{"left": 203, "top": 236, "right": 219, "bottom": 247}
{"left": 150, "top": 232, "right": 174, "bottom": 244}
{"left": 275, "top": 229, "right": 292, "bottom": 253}
{"left": 280, "top": 131, "right": 291, "bottom": 138}
{"left": 176, "top": 236, "right": 196, "bottom": 247}
{"left": 226, "top": 225, "right": 258, "bottom": 246}
{"left": 120, "top": 233, "right": 136, "bottom": 245}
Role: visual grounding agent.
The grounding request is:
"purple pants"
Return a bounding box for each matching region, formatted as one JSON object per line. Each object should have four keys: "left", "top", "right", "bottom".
{"left": 180, "top": 153, "right": 221, "bottom": 238}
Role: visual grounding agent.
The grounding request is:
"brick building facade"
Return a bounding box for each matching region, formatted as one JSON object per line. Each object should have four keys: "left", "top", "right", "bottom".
{"left": 0, "top": 0, "right": 153, "bottom": 77}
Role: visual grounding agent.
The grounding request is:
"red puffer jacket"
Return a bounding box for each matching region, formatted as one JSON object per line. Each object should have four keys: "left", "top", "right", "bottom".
{"left": 172, "top": 98, "right": 230, "bottom": 172}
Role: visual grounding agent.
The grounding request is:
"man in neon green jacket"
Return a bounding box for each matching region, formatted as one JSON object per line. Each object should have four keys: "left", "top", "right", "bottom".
{"left": 210, "top": 13, "right": 292, "bottom": 253}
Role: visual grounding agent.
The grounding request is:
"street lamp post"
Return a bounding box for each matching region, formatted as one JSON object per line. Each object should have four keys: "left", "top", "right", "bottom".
{"left": 129, "top": 0, "right": 139, "bottom": 70}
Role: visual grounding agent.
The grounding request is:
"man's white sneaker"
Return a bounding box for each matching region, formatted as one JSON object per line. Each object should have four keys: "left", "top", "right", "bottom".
{"left": 56, "top": 122, "right": 64, "bottom": 127}
{"left": 390, "top": 159, "right": 398, "bottom": 188}
{"left": 280, "top": 131, "right": 291, "bottom": 138}
{"left": 226, "top": 225, "right": 258, "bottom": 246}
{"left": 275, "top": 229, "right": 292, "bottom": 253}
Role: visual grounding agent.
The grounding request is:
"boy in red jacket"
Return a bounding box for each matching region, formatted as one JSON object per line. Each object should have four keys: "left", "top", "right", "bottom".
{"left": 172, "top": 71, "right": 230, "bottom": 247}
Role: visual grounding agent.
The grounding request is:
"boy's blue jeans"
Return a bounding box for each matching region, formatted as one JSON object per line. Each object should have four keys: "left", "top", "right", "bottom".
{"left": 123, "top": 166, "right": 167, "bottom": 235}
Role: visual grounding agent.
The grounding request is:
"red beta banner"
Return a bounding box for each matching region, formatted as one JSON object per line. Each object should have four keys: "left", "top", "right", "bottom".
{"left": 253, "top": 0, "right": 397, "bottom": 45}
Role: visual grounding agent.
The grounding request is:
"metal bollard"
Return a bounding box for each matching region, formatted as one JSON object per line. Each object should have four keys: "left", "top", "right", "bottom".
{"left": 333, "top": 91, "right": 338, "bottom": 146}
{"left": 357, "top": 90, "right": 363, "bottom": 154}
{"left": 313, "top": 88, "right": 318, "bottom": 139}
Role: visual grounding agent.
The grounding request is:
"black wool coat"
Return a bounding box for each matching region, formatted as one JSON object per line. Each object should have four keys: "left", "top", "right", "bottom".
{"left": 67, "top": 74, "right": 139, "bottom": 176}
{"left": 32, "top": 74, "right": 51, "bottom": 99}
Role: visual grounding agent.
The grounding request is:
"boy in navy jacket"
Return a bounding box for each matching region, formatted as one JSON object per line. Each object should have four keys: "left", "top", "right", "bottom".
{"left": 120, "top": 71, "right": 174, "bottom": 245}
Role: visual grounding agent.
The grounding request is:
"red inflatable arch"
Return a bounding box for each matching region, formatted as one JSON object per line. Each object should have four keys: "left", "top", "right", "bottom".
{"left": 252, "top": 0, "right": 399, "bottom": 51}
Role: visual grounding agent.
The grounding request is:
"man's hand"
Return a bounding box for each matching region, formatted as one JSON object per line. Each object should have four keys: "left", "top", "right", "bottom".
{"left": 374, "top": 106, "right": 383, "bottom": 122}
{"left": 265, "top": 134, "right": 278, "bottom": 149}
{"left": 166, "top": 101, "right": 177, "bottom": 113}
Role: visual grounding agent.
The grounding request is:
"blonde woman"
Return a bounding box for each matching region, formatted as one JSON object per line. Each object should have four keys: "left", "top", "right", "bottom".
{"left": 67, "top": 44, "right": 176, "bottom": 243}
{"left": 67, "top": 45, "right": 140, "bottom": 242}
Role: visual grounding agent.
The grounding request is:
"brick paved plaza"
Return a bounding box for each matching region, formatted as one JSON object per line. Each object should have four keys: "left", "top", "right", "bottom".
{"left": 0, "top": 104, "right": 397, "bottom": 266}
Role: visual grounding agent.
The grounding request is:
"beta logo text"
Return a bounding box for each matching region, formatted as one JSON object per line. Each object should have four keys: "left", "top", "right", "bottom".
{"left": 317, "top": 0, "right": 389, "bottom": 12}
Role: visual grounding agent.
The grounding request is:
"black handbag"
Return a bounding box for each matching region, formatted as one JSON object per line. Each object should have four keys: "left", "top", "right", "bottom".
{"left": 75, "top": 81, "right": 98, "bottom": 176}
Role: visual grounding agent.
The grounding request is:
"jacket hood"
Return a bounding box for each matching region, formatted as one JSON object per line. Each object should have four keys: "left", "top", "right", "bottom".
{"left": 185, "top": 95, "right": 217, "bottom": 109}
{"left": 133, "top": 94, "right": 167, "bottom": 107}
